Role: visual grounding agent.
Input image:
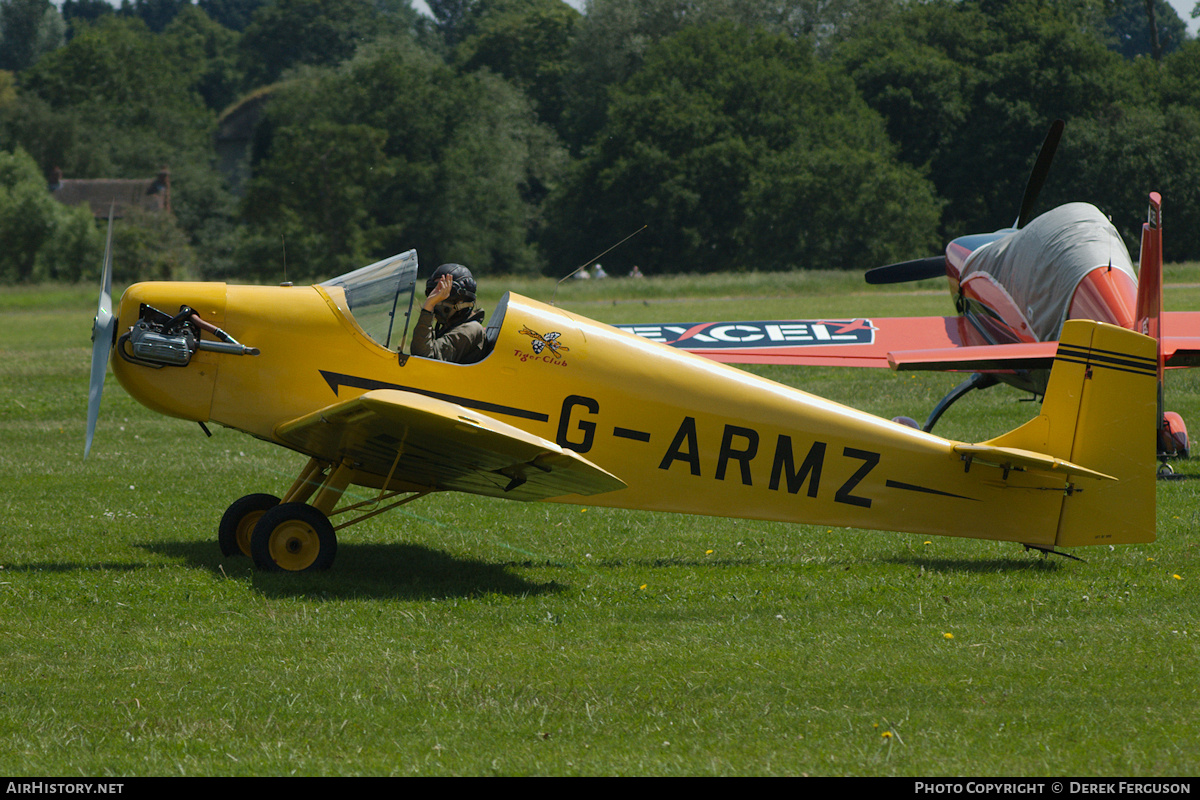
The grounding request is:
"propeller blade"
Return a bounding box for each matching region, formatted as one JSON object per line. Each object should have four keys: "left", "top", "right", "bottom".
{"left": 864, "top": 256, "right": 946, "bottom": 285}
{"left": 1015, "top": 119, "right": 1064, "bottom": 229}
{"left": 85, "top": 206, "right": 116, "bottom": 459}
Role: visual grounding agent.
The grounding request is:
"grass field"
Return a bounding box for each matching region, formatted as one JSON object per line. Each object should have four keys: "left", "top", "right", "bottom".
{"left": 3, "top": 270, "right": 1200, "bottom": 776}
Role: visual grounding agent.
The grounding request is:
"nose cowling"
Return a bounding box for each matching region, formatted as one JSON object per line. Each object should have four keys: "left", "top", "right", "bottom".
{"left": 110, "top": 281, "right": 228, "bottom": 422}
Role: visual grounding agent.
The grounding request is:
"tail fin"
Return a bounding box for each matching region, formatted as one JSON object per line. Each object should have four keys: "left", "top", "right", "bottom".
{"left": 1134, "top": 193, "right": 1168, "bottom": 447}
{"left": 1133, "top": 192, "right": 1190, "bottom": 460}
{"left": 1135, "top": 191, "right": 1163, "bottom": 364}
{"left": 986, "top": 319, "right": 1157, "bottom": 546}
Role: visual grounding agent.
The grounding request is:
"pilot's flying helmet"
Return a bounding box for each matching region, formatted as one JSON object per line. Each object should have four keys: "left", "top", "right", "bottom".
{"left": 425, "top": 263, "right": 477, "bottom": 302}
{"left": 425, "top": 263, "right": 477, "bottom": 325}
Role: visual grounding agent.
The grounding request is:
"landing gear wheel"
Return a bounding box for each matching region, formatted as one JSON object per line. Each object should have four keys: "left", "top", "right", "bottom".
{"left": 1158, "top": 462, "right": 1175, "bottom": 479}
{"left": 218, "top": 493, "right": 281, "bottom": 557}
{"left": 250, "top": 503, "right": 337, "bottom": 572}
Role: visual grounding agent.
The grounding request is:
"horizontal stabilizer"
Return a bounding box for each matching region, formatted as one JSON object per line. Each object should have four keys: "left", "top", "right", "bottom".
{"left": 888, "top": 341, "right": 1058, "bottom": 372}
{"left": 952, "top": 443, "right": 1115, "bottom": 482}
{"left": 1163, "top": 338, "right": 1200, "bottom": 368}
{"left": 276, "top": 390, "right": 626, "bottom": 501}
{"left": 1162, "top": 312, "right": 1200, "bottom": 367}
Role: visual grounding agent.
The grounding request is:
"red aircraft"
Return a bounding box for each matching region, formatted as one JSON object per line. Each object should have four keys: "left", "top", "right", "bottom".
{"left": 617, "top": 122, "right": 1200, "bottom": 471}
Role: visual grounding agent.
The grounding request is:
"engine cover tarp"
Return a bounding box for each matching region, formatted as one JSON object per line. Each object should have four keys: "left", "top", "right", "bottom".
{"left": 960, "top": 203, "right": 1135, "bottom": 341}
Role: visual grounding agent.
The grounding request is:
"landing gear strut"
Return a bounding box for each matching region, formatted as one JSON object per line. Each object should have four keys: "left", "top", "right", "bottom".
{"left": 922, "top": 373, "right": 1000, "bottom": 432}
{"left": 217, "top": 456, "right": 433, "bottom": 572}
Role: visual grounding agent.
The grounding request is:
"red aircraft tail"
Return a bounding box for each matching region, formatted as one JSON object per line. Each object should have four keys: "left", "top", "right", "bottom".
{"left": 1134, "top": 192, "right": 1189, "bottom": 464}
{"left": 1135, "top": 192, "right": 1163, "bottom": 359}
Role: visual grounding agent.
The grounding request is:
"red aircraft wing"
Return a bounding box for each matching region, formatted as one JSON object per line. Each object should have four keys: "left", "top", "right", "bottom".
{"left": 616, "top": 316, "right": 972, "bottom": 367}
{"left": 628, "top": 307, "right": 1197, "bottom": 373}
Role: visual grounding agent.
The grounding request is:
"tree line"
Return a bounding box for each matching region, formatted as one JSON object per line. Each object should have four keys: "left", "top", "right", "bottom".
{"left": 0, "top": 0, "right": 1198, "bottom": 283}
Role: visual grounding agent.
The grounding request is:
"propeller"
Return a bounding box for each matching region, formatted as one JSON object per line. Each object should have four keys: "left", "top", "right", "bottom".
{"left": 1015, "top": 118, "right": 1064, "bottom": 229}
{"left": 864, "top": 256, "right": 946, "bottom": 285}
{"left": 864, "top": 119, "right": 1066, "bottom": 286}
{"left": 85, "top": 206, "right": 116, "bottom": 459}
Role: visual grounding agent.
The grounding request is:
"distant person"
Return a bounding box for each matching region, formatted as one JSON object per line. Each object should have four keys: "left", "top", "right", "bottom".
{"left": 412, "top": 263, "right": 487, "bottom": 364}
{"left": 594, "top": 263, "right": 608, "bottom": 278}
{"left": 573, "top": 266, "right": 591, "bottom": 280}
{"left": 629, "top": 265, "right": 643, "bottom": 278}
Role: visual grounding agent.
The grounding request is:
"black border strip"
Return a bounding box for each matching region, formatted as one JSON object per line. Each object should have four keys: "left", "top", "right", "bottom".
{"left": 1054, "top": 355, "right": 1157, "bottom": 378}
{"left": 1057, "top": 344, "right": 1156, "bottom": 366}
{"left": 1055, "top": 345, "right": 1157, "bottom": 376}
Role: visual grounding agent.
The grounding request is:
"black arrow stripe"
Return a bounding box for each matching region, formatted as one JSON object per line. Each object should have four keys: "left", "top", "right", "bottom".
{"left": 319, "top": 370, "right": 550, "bottom": 422}
{"left": 885, "top": 479, "right": 978, "bottom": 501}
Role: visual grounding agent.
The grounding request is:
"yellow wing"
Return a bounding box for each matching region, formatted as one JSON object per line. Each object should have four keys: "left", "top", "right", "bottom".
{"left": 275, "top": 390, "right": 625, "bottom": 501}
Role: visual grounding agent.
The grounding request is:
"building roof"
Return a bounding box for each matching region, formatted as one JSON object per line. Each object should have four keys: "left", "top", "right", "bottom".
{"left": 48, "top": 168, "right": 171, "bottom": 218}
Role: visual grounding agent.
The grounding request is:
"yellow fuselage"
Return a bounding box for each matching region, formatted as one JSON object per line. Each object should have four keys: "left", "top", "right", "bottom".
{"left": 111, "top": 281, "right": 1144, "bottom": 548}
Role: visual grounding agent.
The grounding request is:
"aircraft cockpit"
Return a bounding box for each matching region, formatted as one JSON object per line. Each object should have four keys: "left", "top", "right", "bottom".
{"left": 319, "top": 250, "right": 419, "bottom": 353}
{"left": 320, "top": 250, "right": 507, "bottom": 363}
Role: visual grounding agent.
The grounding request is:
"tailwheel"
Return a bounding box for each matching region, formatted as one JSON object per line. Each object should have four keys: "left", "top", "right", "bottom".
{"left": 250, "top": 503, "right": 337, "bottom": 572}
{"left": 218, "top": 493, "right": 281, "bottom": 557}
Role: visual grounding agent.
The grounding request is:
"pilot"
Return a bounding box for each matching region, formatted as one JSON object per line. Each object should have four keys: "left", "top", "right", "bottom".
{"left": 412, "top": 263, "right": 487, "bottom": 364}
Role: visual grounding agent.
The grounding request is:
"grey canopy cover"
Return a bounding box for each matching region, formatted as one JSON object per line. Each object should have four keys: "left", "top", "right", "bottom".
{"left": 959, "top": 202, "right": 1135, "bottom": 341}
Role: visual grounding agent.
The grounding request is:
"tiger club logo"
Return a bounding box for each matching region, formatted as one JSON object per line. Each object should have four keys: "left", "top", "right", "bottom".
{"left": 517, "top": 326, "right": 570, "bottom": 365}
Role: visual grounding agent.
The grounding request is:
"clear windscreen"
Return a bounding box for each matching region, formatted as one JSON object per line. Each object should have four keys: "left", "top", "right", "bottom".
{"left": 319, "top": 250, "right": 418, "bottom": 350}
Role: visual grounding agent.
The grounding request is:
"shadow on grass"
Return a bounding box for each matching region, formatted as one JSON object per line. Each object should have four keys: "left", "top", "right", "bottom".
{"left": 140, "top": 540, "right": 566, "bottom": 600}
{"left": 882, "top": 554, "right": 1067, "bottom": 573}
{"left": 0, "top": 562, "right": 145, "bottom": 573}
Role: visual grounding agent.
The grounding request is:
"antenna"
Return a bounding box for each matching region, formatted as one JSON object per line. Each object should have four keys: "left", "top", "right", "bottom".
{"left": 552, "top": 226, "right": 646, "bottom": 306}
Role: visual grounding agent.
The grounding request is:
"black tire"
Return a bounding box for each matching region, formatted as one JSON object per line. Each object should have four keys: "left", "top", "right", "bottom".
{"left": 218, "top": 493, "right": 281, "bottom": 557}
{"left": 250, "top": 503, "right": 337, "bottom": 572}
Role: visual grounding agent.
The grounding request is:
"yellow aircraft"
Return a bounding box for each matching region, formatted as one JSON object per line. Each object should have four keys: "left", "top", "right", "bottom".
{"left": 86, "top": 245, "right": 1158, "bottom": 572}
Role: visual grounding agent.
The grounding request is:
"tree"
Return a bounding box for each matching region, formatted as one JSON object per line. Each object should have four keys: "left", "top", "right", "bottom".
{"left": 243, "top": 120, "right": 391, "bottom": 274}
{"left": 1105, "top": 0, "right": 1188, "bottom": 60}
{"left": 1046, "top": 103, "right": 1200, "bottom": 260}
{"left": 454, "top": 0, "right": 580, "bottom": 131}
{"left": 197, "top": 0, "right": 267, "bottom": 32}
{"left": 120, "top": 0, "right": 191, "bottom": 33}
{"left": 0, "top": 148, "right": 101, "bottom": 282}
{"left": 427, "top": 0, "right": 478, "bottom": 48}
{"left": 0, "top": 0, "right": 65, "bottom": 72}
{"left": 1158, "top": 38, "right": 1200, "bottom": 106}
{"left": 0, "top": 70, "right": 14, "bottom": 108}
{"left": 18, "top": 15, "right": 215, "bottom": 175}
{"left": 61, "top": 0, "right": 114, "bottom": 37}
{"left": 13, "top": 16, "right": 234, "bottom": 279}
{"left": 161, "top": 4, "right": 243, "bottom": 112}
{"left": 560, "top": 0, "right": 901, "bottom": 151}
{"left": 547, "top": 22, "right": 942, "bottom": 275}
{"left": 238, "top": 0, "right": 415, "bottom": 88}
{"left": 837, "top": 0, "right": 1138, "bottom": 237}
{"left": 236, "top": 41, "right": 566, "bottom": 280}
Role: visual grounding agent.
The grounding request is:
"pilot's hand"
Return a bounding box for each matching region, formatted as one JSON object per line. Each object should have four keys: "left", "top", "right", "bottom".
{"left": 423, "top": 274, "right": 453, "bottom": 311}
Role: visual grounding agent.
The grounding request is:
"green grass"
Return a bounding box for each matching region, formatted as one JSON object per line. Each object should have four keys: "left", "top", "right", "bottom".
{"left": 2, "top": 271, "right": 1200, "bottom": 775}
